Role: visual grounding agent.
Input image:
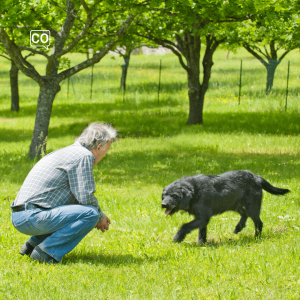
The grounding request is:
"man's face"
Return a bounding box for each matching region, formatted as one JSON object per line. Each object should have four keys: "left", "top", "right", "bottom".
{"left": 92, "top": 140, "right": 111, "bottom": 165}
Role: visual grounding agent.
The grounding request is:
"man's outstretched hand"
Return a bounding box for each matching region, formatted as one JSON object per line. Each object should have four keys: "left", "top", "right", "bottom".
{"left": 95, "top": 215, "right": 111, "bottom": 232}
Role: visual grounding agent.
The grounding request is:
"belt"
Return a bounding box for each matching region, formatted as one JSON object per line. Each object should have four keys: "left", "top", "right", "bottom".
{"left": 11, "top": 203, "right": 45, "bottom": 212}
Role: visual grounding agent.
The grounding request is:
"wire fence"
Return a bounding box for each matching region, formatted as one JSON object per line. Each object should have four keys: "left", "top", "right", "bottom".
{"left": 0, "top": 52, "right": 299, "bottom": 111}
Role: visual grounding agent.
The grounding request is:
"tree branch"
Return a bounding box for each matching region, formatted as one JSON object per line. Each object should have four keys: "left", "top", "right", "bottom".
{"left": 160, "top": 43, "right": 189, "bottom": 72}
{"left": 56, "top": 13, "right": 136, "bottom": 82}
{"left": 50, "top": 11, "right": 92, "bottom": 61}
{"left": 0, "top": 54, "right": 11, "bottom": 61}
{"left": 243, "top": 43, "right": 268, "bottom": 68}
{"left": 0, "top": 28, "right": 43, "bottom": 84}
{"left": 29, "top": 8, "right": 60, "bottom": 39}
{"left": 24, "top": 52, "right": 35, "bottom": 60}
{"left": 18, "top": 46, "right": 50, "bottom": 59}
{"left": 278, "top": 50, "right": 290, "bottom": 62}
{"left": 80, "top": 0, "right": 90, "bottom": 13}
{"left": 136, "top": 32, "right": 189, "bottom": 72}
{"left": 264, "top": 45, "right": 270, "bottom": 58}
{"left": 46, "top": 1, "right": 80, "bottom": 76}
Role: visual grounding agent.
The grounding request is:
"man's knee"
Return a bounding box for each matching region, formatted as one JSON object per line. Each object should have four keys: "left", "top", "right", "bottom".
{"left": 83, "top": 206, "right": 100, "bottom": 225}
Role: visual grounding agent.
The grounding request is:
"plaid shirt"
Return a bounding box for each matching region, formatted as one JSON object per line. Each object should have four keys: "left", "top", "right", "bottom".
{"left": 14, "top": 141, "right": 104, "bottom": 221}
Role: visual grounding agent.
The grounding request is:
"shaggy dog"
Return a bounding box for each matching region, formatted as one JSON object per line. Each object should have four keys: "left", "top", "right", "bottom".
{"left": 161, "top": 170, "right": 290, "bottom": 244}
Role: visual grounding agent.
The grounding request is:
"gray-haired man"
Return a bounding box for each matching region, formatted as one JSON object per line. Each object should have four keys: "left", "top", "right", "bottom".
{"left": 10, "top": 122, "right": 116, "bottom": 264}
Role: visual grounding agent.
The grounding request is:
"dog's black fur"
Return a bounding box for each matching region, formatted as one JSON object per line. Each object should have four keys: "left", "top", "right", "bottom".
{"left": 161, "top": 170, "right": 290, "bottom": 244}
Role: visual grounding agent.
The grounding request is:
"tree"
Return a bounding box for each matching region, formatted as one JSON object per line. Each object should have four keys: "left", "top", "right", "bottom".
{"left": 112, "top": 35, "right": 156, "bottom": 91}
{"left": 229, "top": 0, "right": 299, "bottom": 94}
{"left": 0, "top": 42, "right": 33, "bottom": 112}
{"left": 0, "top": 0, "right": 143, "bottom": 158}
{"left": 136, "top": 0, "right": 257, "bottom": 124}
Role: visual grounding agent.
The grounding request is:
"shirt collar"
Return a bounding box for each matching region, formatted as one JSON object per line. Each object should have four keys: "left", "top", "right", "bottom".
{"left": 73, "top": 141, "right": 95, "bottom": 159}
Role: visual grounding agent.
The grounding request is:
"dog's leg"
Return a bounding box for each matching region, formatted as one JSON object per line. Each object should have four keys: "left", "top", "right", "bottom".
{"left": 248, "top": 215, "right": 263, "bottom": 236}
{"left": 234, "top": 215, "right": 248, "bottom": 234}
{"left": 197, "top": 227, "right": 207, "bottom": 244}
{"left": 234, "top": 208, "right": 248, "bottom": 234}
{"left": 254, "top": 217, "right": 263, "bottom": 236}
{"left": 246, "top": 205, "right": 263, "bottom": 236}
{"left": 173, "top": 218, "right": 209, "bottom": 243}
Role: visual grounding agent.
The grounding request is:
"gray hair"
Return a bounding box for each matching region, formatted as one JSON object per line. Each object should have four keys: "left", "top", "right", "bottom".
{"left": 76, "top": 122, "right": 117, "bottom": 149}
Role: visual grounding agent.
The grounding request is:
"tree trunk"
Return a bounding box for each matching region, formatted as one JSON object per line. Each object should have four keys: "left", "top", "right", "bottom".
{"left": 120, "top": 52, "right": 131, "bottom": 90}
{"left": 187, "top": 69, "right": 203, "bottom": 124}
{"left": 28, "top": 83, "right": 60, "bottom": 159}
{"left": 177, "top": 31, "right": 202, "bottom": 125}
{"left": 265, "top": 60, "right": 280, "bottom": 94}
{"left": 10, "top": 60, "right": 19, "bottom": 112}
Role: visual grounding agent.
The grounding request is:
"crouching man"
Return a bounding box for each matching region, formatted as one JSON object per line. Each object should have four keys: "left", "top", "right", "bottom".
{"left": 11, "top": 122, "right": 116, "bottom": 264}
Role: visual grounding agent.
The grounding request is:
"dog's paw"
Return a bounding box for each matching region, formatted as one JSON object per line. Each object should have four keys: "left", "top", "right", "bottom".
{"left": 173, "top": 234, "right": 184, "bottom": 243}
{"left": 197, "top": 239, "right": 207, "bottom": 245}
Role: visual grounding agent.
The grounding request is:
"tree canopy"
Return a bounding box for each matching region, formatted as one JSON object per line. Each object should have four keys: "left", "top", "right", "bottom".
{"left": 0, "top": 0, "right": 145, "bottom": 158}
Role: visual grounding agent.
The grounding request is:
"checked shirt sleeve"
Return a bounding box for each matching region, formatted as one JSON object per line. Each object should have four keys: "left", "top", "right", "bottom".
{"left": 67, "top": 155, "right": 105, "bottom": 221}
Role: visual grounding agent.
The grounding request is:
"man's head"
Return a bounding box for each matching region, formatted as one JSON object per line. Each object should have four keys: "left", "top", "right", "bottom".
{"left": 76, "top": 122, "right": 117, "bottom": 165}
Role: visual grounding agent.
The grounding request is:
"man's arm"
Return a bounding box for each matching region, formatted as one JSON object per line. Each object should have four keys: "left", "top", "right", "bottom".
{"left": 67, "top": 155, "right": 105, "bottom": 221}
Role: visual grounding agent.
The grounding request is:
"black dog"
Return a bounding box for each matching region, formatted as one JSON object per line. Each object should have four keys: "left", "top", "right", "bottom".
{"left": 161, "top": 170, "right": 290, "bottom": 244}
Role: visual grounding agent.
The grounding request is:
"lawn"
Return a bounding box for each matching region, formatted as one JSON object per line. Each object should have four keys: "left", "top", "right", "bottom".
{"left": 0, "top": 48, "right": 299, "bottom": 299}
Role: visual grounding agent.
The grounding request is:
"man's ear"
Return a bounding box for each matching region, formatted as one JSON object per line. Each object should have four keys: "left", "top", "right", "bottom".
{"left": 97, "top": 143, "right": 103, "bottom": 151}
{"left": 180, "top": 186, "right": 194, "bottom": 209}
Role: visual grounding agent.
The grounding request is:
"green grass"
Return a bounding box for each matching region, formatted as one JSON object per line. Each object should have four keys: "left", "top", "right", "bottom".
{"left": 0, "top": 48, "right": 300, "bottom": 299}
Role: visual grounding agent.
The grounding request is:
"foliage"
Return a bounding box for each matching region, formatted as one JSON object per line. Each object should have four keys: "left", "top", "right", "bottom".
{"left": 0, "top": 0, "right": 147, "bottom": 158}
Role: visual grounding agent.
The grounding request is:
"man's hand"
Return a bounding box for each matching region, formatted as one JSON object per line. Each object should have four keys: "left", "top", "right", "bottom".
{"left": 95, "top": 215, "right": 111, "bottom": 232}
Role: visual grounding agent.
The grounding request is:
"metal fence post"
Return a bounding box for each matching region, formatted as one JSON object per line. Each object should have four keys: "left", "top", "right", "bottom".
{"left": 158, "top": 59, "right": 162, "bottom": 104}
{"left": 67, "top": 77, "right": 70, "bottom": 99}
{"left": 285, "top": 60, "right": 290, "bottom": 112}
{"left": 70, "top": 76, "right": 76, "bottom": 95}
{"left": 90, "top": 64, "right": 94, "bottom": 101}
{"left": 238, "top": 60, "right": 242, "bottom": 105}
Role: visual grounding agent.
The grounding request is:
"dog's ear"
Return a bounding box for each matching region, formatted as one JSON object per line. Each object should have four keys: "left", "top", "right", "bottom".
{"left": 180, "top": 186, "right": 194, "bottom": 209}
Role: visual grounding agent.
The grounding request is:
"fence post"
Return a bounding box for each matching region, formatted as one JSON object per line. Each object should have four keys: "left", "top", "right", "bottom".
{"left": 285, "top": 60, "right": 290, "bottom": 112}
{"left": 158, "top": 59, "right": 162, "bottom": 104}
{"left": 123, "top": 80, "right": 125, "bottom": 103}
{"left": 90, "top": 64, "right": 94, "bottom": 101}
{"left": 67, "top": 77, "right": 70, "bottom": 99}
{"left": 70, "top": 76, "right": 76, "bottom": 95}
{"left": 238, "top": 60, "right": 242, "bottom": 105}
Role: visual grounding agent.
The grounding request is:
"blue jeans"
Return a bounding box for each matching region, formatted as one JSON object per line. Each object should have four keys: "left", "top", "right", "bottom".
{"left": 11, "top": 204, "right": 99, "bottom": 262}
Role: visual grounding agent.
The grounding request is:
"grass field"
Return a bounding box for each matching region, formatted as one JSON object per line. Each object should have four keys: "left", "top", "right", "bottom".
{"left": 0, "top": 48, "right": 300, "bottom": 299}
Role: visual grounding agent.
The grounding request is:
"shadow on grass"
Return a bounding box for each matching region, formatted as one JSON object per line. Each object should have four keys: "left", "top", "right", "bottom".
{"left": 180, "top": 228, "right": 288, "bottom": 249}
{"left": 63, "top": 252, "right": 166, "bottom": 265}
{"left": 0, "top": 100, "right": 299, "bottom": 142}
{"left": 1, "top": 143, "right": 298, "bottom": 191}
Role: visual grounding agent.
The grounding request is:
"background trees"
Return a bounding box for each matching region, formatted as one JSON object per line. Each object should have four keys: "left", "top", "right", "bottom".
{"left": 229, "top": 1, "right": 300, "bottom": 94}
{"left": 0, "top": 0, "right": 298, "bottom": 158}
{"left": 135, "top": 0, "right": 257, "bottom": 124}
{"left": 0, "top": 35, "right": 34, "bottom": 112}
{"left": 0, "top": 0, "right": 142, "bottom": 158}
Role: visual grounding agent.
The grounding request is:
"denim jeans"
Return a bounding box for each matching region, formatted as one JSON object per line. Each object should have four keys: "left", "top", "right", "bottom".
{"left": 11, "top": 204, "right": 99, "bottom": 262}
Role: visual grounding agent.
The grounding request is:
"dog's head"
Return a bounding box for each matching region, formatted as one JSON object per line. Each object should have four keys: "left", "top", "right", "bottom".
{"left": 161, "top": 179, "right": 194, "bottom": 215}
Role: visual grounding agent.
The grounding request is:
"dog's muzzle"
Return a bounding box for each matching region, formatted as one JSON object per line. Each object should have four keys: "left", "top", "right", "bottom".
{"left": 161, "top": 203, "right": 175, "bottom": 215}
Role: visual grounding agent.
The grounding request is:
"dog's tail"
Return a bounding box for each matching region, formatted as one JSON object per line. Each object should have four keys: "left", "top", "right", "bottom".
{"left": 257, "top": 176, "right": 290, "bottom": 195}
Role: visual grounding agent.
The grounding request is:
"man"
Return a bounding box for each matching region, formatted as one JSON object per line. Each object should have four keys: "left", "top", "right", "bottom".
{"left": 11, "top": 122, "right": 116, "bottom": 264}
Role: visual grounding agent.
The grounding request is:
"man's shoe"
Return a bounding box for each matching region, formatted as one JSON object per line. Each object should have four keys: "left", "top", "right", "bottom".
{"left": 30, "top": 246, "right": 59, "bottom": 264}
{"left": 19, "top": 241, "right": 35, "bottom": 256}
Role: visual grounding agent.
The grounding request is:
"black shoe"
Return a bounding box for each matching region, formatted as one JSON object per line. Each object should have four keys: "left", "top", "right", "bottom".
{"left": 30, "top": 246, "right": 59, "bottom": 264}
{"left": 19, "top": 241, "right": 35, "bottom": 256}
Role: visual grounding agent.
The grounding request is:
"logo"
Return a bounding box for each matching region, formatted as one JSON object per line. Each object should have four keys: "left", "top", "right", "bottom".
{"left": 30, "top": 30, "right": 51, "bottom": 50}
